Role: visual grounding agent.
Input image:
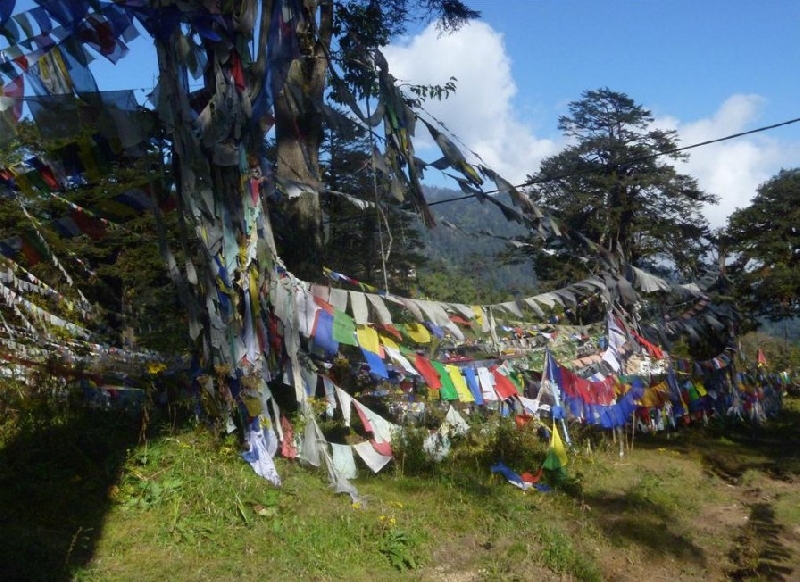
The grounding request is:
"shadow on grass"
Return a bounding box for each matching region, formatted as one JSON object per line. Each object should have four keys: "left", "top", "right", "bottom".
{"left": 580, "top": 490, "right": 707, "bottom": 567}
{"left": 728, "top": 502, "right": 795, "bottom": 581}
{"left": 0, "top": 409, "right": 145, "bottom": 582}
{"left": 628, "top": 399, "right": 800, "bottom": 484}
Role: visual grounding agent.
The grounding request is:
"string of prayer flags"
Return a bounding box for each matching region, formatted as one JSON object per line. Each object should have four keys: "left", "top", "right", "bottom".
{"left": 420, "top": 118, "right": 482, "bottom": 188}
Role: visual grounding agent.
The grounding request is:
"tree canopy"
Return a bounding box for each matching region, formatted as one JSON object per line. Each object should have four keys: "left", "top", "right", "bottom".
{"left": 0, "top": 0, "right": 483, "bottom": 373}
{"left": 521, "top": 88, "right": 717, "bottom": 288}
{"left": 725, "top": 168, "right": 800, "bottom": 322}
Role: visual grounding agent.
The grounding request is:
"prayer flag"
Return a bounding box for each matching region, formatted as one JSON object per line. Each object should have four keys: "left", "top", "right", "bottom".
{"left": 431, "top": 361, "right": 458, "bottom": 400}
{"left": 402, "top": 322, "right": 431, "bottom": 343}
{"left": 356, "top": 324, "right": 381, "bottom": 355}
{"left": 490, "top": 365, "right": 518, "bottom": 399}
{"left": 463, "top": 367, "right": 484, "bottom": 405}
{"left": 361, "top": 348, "right": 388, "bottom": 379}
{"left": 413, "top": 354, "right": 442, "bottom": 389}
{"left": 542, "top": 422, "right": 568, "bottom": 479}
{"left": 445, "top": 364, "right": 474, "bottom": 403}
{"left": 332, "top": 309, "right": 357, "bottom": 346}
{"left": 311, "top": 309, "right": 339, "bottom": 355}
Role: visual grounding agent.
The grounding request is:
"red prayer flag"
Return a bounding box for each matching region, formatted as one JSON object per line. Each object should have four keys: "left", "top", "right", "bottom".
{"left": 413, "top": 354, "right": 442, "bottom": 389}
{"left": 490, "top": 366, "right": 518, "bottom": 399}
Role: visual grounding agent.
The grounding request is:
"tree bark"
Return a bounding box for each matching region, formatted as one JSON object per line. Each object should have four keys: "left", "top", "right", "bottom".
{"left": 273, "top": 0, "right": 333, "bottom": 281}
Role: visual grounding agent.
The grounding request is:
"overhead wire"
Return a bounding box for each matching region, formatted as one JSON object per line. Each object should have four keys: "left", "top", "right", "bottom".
{"left": 429, "top": 115, "right": 800, "bottom": 207}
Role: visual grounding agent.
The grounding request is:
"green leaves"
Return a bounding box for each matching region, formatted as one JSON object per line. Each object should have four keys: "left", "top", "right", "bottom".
{"left": 725, "top": 168, "right": 800, "bottom": 321}
{"left": 523, "top": 88, "right": 715, "bottom": 283}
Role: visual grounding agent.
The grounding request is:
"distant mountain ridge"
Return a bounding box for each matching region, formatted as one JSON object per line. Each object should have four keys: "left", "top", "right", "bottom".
{"left": 418, "top": 186, "right": 537, "bottom": 299}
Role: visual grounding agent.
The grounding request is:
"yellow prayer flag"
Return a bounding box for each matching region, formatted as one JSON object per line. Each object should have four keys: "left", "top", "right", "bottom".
{"left": 356, "top": 325, "right": 382, "bottom": 355}
{"left": 470, "top": 305, "right": 484, "bottom": 326}
{"left": 551, "top": 422, "right": 568, "bottom": 467}
{"left": 445, "top": 364, "right": 474, "bottom": 403}
{"left": 403, "top": 323, "right": 431, "bottom": 344}
{"left": 379, "top": 334, "right": 400, "bottom": 351}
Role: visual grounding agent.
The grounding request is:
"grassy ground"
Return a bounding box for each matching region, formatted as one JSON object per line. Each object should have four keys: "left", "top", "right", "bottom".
{"left": 1, "top": 393, "right": 799, "bottom": 582}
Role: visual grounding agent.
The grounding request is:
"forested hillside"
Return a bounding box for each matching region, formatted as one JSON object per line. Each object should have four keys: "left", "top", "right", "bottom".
{"left": 415, "top": 186, "right": 537, "bottom": 303}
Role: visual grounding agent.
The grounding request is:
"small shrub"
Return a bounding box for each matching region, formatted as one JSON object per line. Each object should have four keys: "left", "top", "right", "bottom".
{"left": 393, "top": 425, "right": 442, "bottom": 477}
{"left": 482, "top": 416, "right": 548, "bottom": 470}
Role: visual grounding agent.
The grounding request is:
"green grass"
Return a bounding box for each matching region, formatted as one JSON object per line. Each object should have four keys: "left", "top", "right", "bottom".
{"left": 2, "top": 394, "right": 800, "bottom": 581}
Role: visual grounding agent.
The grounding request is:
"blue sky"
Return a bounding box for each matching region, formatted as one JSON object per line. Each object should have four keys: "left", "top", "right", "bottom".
{"left": 384, "top": 0, "right": 800, "bottom": 227}
{"left": 6, "top": 0, "right": 800, "bottom": 227}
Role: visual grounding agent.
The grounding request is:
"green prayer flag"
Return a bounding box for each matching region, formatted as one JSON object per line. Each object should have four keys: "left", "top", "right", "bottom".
{"left": 431, "top": 361, "right": 458, "bottom": 400}
{"left": 332, "top": 309, "right": 358, "bottom": 346}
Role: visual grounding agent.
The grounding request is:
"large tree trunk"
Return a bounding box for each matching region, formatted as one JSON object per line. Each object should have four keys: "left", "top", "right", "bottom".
{"left": 273, "top": 0, "right": 333, "bottom": 281}
{"left": 153, "top": 11, "right": 278, "bottom": 402}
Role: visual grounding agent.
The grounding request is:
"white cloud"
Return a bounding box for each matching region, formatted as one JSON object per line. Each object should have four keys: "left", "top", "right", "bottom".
{"left": 383, "top": 22, "right": 559, "bottom": 186}
{"left": 384, "top": 24, "right": 799, "bottom": 229}
{"left": 657, "top": 94, "right": 794, "bottom": 229}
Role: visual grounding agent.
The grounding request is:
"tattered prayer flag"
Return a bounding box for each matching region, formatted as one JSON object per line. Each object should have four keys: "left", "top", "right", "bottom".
{"left": 330, "top": 443, "right": 357, "bottom": 479}
{"left": 353, "top": 440, "right": 392, "bottom": 473}
{"left": 332, "top": 309, "right": 358, "bottom": 346}
{"left": 335, "top": 386, "right": 353, "bottom": 427}
{"left": 353, "top": 400, "right": 396, "bottom": 443}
